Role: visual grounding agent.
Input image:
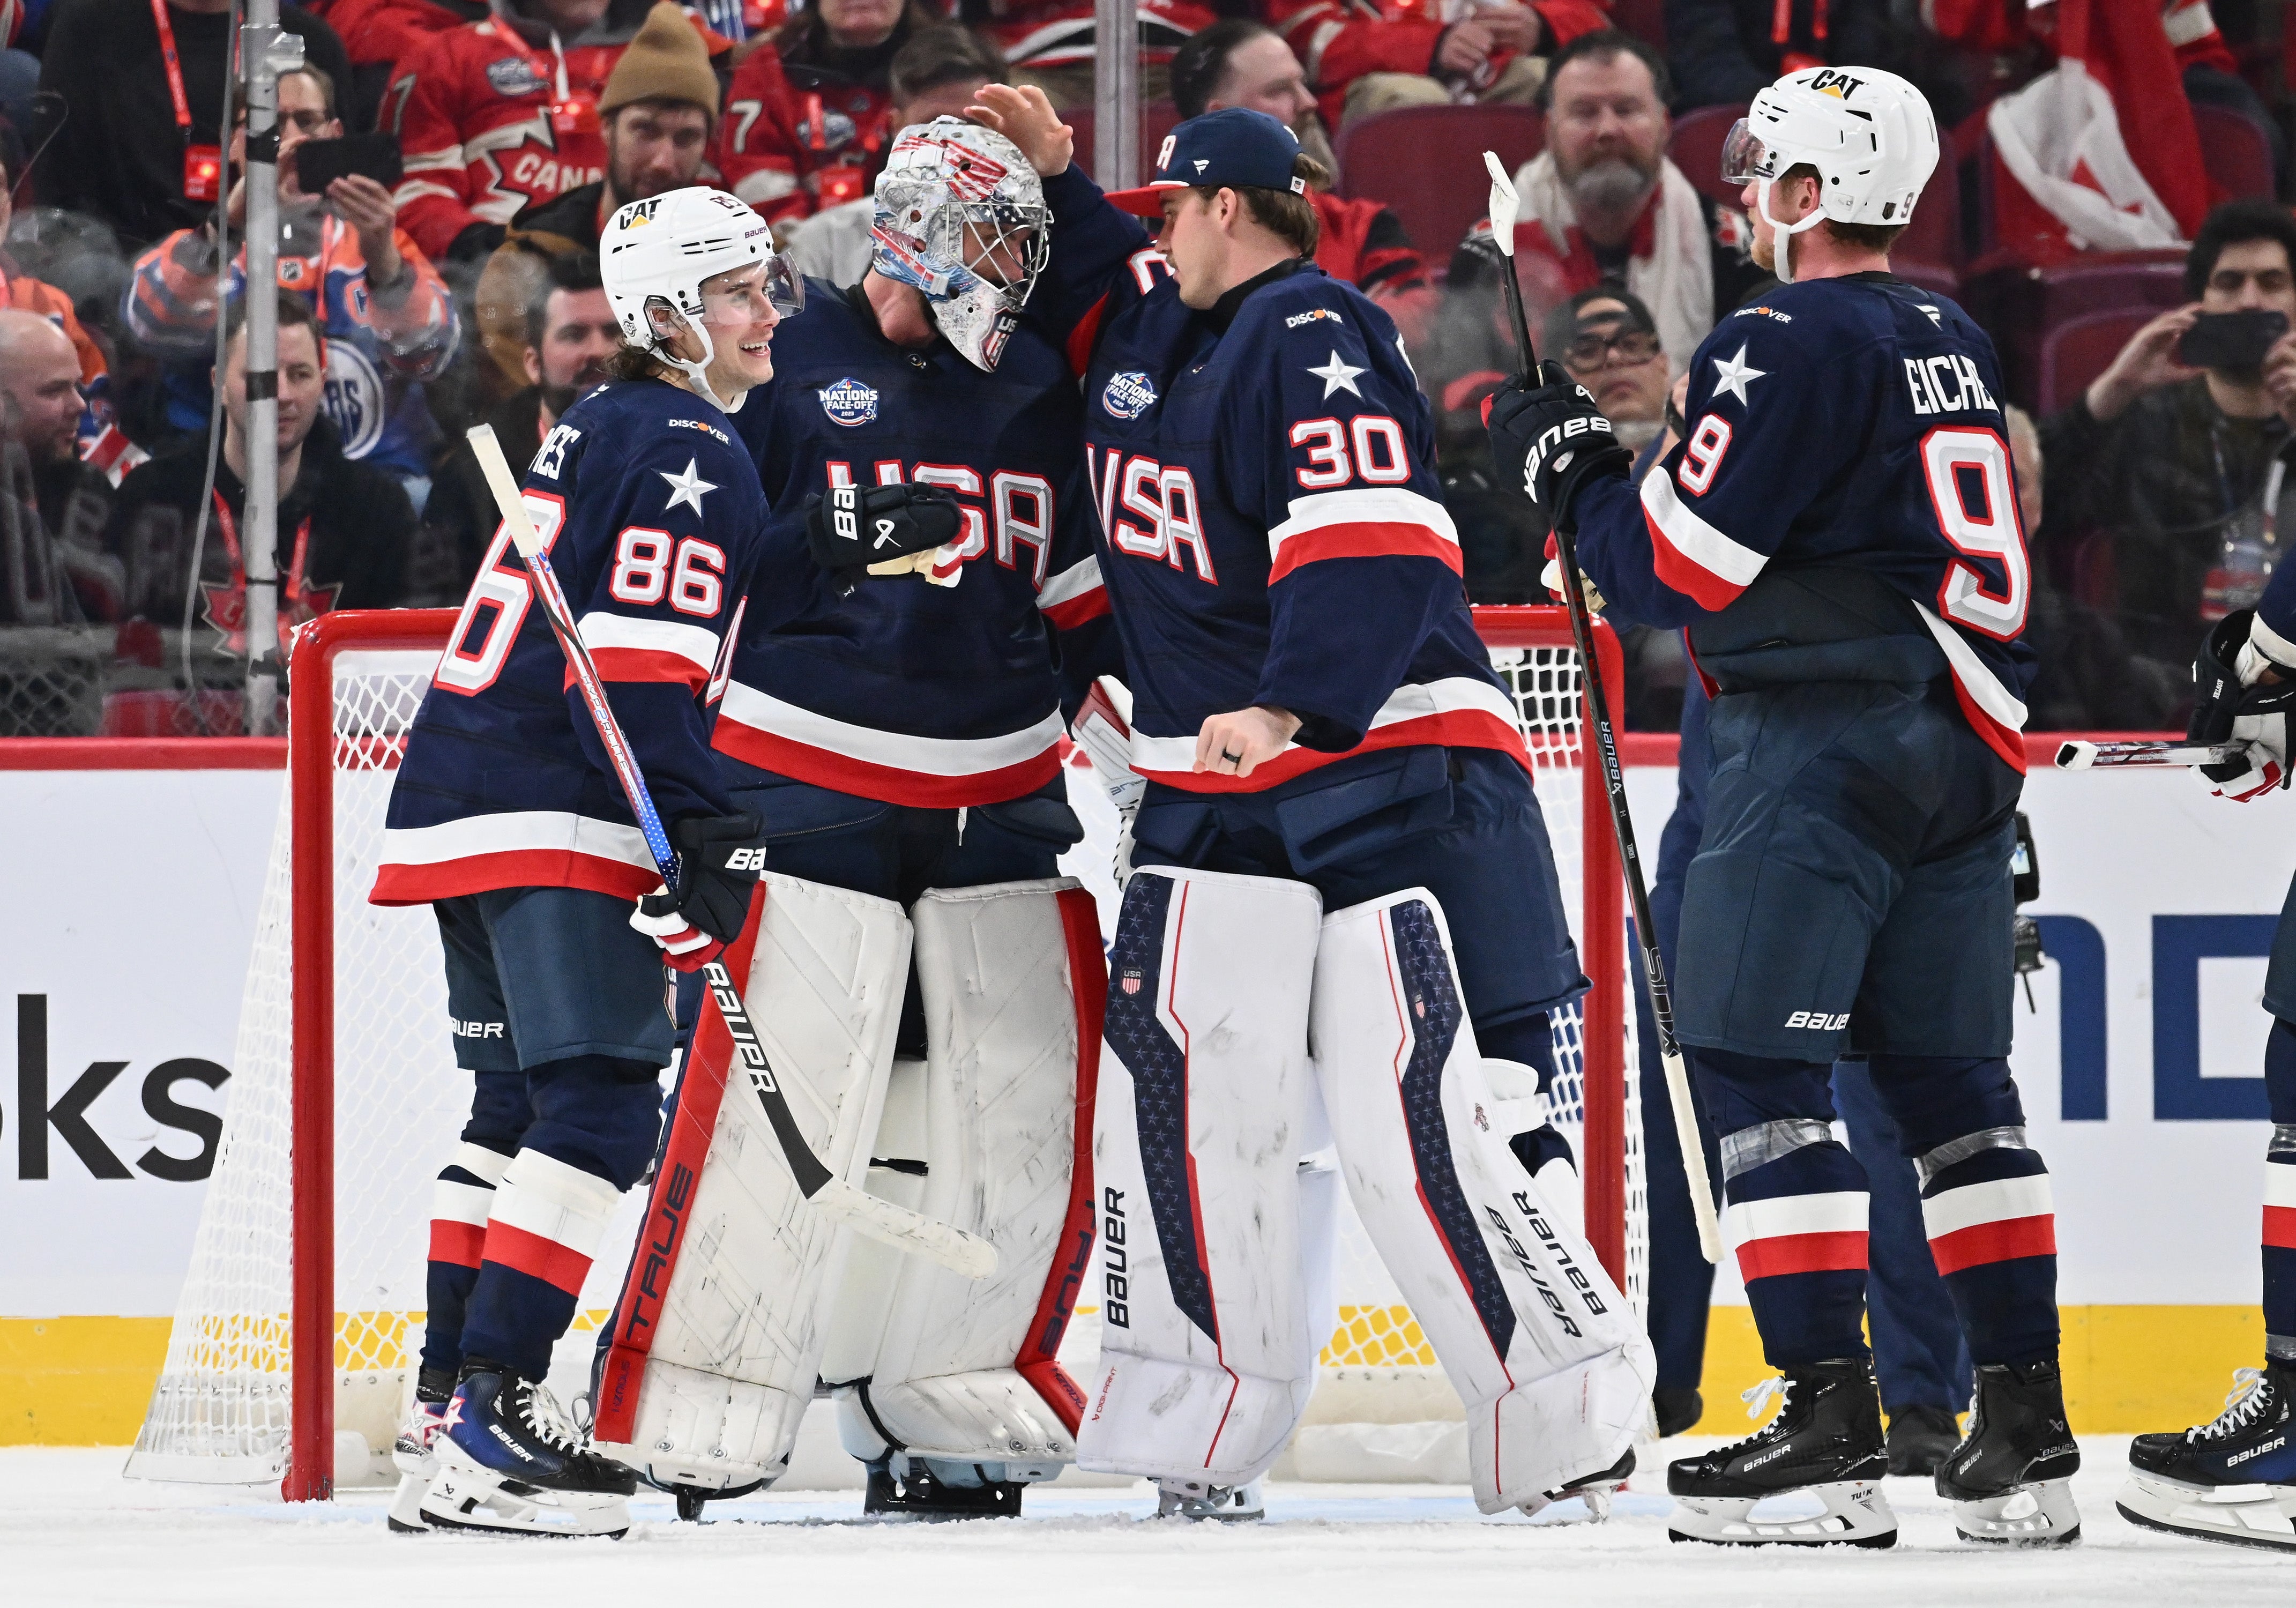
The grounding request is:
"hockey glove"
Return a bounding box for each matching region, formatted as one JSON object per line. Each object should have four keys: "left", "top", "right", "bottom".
{"left": 629, "top": 811, "right": 769, "bottom": 972}
{"left": 1482, "top": 361, "right": 1634, "bottom": 534}
{"left": 805, "top": 482, "right": 963, "bottom": 591}
{"left": 2191, "top": 608, "right": 2296, "bottom": 801}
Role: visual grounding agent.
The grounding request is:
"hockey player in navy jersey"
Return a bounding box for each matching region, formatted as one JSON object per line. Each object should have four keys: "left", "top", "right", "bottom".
{"left": 970, "top": 88, "right": 1654, "bottom": 1520}
{"left": 369, "top": 186, "right": 792, "bottom": 1538}
{"left": 2116, "top": 576, "right": 2296, "bottom": 1549}
{"left": 603, "top": 120, "right": 1121, "bottom": 1522}
{"left": 1488, "top": 67, "right": 2074, "bottom": 1549}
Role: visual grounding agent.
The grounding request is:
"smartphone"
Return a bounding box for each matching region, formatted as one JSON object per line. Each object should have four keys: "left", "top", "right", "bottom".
{"left": 2175, "top": 308, "right": 2290, "bottom": 370}
{"left": 293, "top": 131, "right": 403, "bottom": 194}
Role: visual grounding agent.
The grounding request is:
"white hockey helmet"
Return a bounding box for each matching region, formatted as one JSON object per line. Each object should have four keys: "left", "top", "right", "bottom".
{"left": 870, "top": 118, "right": 1049, "bottom": 372}
{"left": 600, "top": 184, "right": 803, "bottom": 407}
{"left": 1720, "top": 65, "right": 1939, "bottom": 283}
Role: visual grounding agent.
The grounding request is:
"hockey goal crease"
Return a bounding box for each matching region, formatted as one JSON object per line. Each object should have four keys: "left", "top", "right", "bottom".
{"left": 125, "top": 606, "right": 1646, "bottom": 1500}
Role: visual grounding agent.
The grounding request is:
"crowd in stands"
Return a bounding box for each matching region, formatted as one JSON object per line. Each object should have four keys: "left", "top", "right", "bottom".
{"left": 0, "top": 0, "right": 2285, "bottom": 735}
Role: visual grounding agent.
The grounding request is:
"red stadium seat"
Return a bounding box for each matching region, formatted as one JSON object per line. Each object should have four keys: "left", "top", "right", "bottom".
{"left": 1608, "top": 0, "right": 1666, "bottom": 49}
{"left": 2193, "top": 102, "right": 2274, "bottom": 200}
{"left": 1668, "top": 103, "right": 1745, "bottom": 207}
{"left": 1335, "top": 104, "right": 1543, "bottom": 256}
{"left": 2036, "top": 307, "right": 2156, "bottom": 414}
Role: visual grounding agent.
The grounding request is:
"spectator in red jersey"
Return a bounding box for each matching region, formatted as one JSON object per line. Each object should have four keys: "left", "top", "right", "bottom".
{"left": 318, "top": 0, "right": 488, "bottom": 135}
{"left": 126, "top": 64, "right": 460, "bottom": 492}
{"left": 719, "top": 0, "right": 938, "bottom": 226}
{"left": 471, "top": 1, "right": 717, "bottom": 390}
{"left": 961, "top": 0, "right": 1212, "bottom": 110}
{"left": 1265, "top": 0, "right": 1605, "bottom": 131}
{"left": 780, "top": 25, "right": 1008, "bottom": 283}
{"left": 389, "top": 0, "right": 726, "bottom": 265}
{"left": 1165, "top": 19, "right": 1437, "bottom": 352}
{"left": 34, "top": 0, "right": 352, "bottom": 249}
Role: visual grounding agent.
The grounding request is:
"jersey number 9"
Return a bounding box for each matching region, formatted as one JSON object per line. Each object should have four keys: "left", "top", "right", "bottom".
{"left": 1920, "top": 426, "right": 2029, "bottom": 641}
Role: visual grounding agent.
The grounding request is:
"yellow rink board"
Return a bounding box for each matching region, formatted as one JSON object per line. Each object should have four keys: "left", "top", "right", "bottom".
{"left": 0, "top": 1306, "right": 2269, "bottom": 1446}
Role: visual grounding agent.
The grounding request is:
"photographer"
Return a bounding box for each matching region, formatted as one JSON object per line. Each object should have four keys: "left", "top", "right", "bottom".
{"left": 123, "top": 64, "right": 458, "bottom": 499}
{"left": 2042, "top": 200, "right": 2296, "bottom": 695}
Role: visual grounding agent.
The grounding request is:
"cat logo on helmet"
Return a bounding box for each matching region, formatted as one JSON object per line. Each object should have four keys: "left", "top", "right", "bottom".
{"left": 818, "top": 377, "right": 879, "bottom": 426}
{"left": 622, "top": 198, "right": 662, "bottom": 227}
{"left": 1807, "top": 69, "right": 1866, "bottom": 99}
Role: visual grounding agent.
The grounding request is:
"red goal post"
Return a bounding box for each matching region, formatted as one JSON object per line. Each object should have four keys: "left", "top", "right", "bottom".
{"left": 146, "top": 603, "right": 1632, "bottom": 1503}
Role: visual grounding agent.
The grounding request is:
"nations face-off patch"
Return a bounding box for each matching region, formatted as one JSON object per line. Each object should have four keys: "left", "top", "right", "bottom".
{"left": 818, "top": 377, "right": 879, "bottom": 427}
{"left": 1102, "top": 371, "right": 1158, "bottom": 420}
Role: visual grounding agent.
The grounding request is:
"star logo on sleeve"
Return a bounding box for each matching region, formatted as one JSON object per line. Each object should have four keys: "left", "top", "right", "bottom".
{"left": 1711, "top": 344, "right": 1765, "bottom": 405}
{"left": 1308, "top": 349, "right": 1367, "bottom": 399}
{"left": 660, "top": 458, "right": 718, "bottom": 515}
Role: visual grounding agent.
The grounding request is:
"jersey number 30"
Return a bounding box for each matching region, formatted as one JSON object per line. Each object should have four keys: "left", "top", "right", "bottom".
{"left": 1921, "top": 426, "right": 2029, "bottom": 640}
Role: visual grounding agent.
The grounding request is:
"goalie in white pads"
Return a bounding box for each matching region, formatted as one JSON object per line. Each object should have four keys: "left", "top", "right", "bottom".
{"left": 968, "top": 91, "right": 1656, "bottom": 1517}
{"left": 585, "top": 120, "right": 1112, "bottom": 1520}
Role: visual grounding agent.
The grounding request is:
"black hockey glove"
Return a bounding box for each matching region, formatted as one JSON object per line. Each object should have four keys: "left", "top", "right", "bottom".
{"left": 804, "top": 482, "right": 963, "bottom": 589}
{"left": 629, "top": 811, "right": 768, "bottom": 972}
{"left": 1482, "top": 360, "right": 1635, "bottom": 534}
{"left": 2190, "top": 608, "right": 2296, "bottom": 801}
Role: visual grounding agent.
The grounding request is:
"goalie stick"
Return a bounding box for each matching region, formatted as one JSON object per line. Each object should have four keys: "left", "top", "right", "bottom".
{"left": 466, "top": 423, "right": 995, "bottom": 1280}
{"left": 2054, "top": 739, "right": 2241, "bottom": 771}
{"left": 1483, "top": 152, "right": 1722, "bottom": 1263}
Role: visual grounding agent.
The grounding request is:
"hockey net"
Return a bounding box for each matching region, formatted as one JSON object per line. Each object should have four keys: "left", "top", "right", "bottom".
{"left": 126, "top": 605, "right": 1642, "bottom": 1499}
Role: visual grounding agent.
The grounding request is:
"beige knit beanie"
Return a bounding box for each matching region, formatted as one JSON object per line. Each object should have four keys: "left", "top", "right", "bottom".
{"left": 599, "top": 3, "right": 720, "bottom": 121}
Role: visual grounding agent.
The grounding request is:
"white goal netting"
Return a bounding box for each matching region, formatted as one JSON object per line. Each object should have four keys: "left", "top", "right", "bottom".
{"left": 126, "top": 612, "right": 1644, "bottom": 1492}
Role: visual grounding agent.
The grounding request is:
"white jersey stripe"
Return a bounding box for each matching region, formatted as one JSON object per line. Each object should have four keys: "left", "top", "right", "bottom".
{"left": 378, "top": 810, "right": 657, "bottom": 873}
{"left": 2265, "top": 1162, "right": 2296, "bottom": 1210}
{"left": 1266, "top": 486, "right": 1460, "bottom": 561}
{"left": 1723, "top": 1189, "right": 1869, "bottom": 1247}
{"left": 1920, "top": 1173, "right": 2054, "bottom": 1240}
{"left": 576, "top": 612, "right": 721, "bottom": 677}
{"left": 1641, "top": 469, "right": 1769, "bottom": 590}
{"left": 1912, "top": 601, "right": 2030, "bottom": 729}
{"left": 1038, "top": 554, "right": 1106, "bottom": 611}
{"left": 719, "top": 682, "right": 1066, "bottom": 777}
{"left": 1128, "top": 676, "right": 1517, "bottom": 774}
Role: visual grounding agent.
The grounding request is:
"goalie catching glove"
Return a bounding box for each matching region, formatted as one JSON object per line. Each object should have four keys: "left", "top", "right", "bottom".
{"left": 806, "top": 482, "right": 964, "bottom": 591}
{"left": 2191, "top": 608, "right": 2296, "bottom": 802}
{"left": 1482, "top": 361, "right": 1634, "bottom": 534}
{"left": 629, "top": 812, "right": 770, "bottom": 970}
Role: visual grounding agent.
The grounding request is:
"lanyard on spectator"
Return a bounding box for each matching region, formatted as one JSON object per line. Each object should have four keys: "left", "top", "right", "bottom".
{"left": 495, "top": 23, "right": 600, "bottom": 137}
{"left": 201, "top": 488, "right": 323, "bottom": 655}
{"left": 152, "top": 0, "right": 225, "bottom": 201}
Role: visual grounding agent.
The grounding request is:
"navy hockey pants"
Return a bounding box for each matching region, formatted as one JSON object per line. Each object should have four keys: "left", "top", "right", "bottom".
{"left": 418, "top": 886, "right": 674, "bottom": 1380}
{"left": 1128, "top": 744, "right": 1586, "bottom": 1088}
{"left": 2254, "top": 875, "right": 2296, "bottom": 1360}
{"left": 1677, "top": 678, "right": 2057, "bottom": 1373}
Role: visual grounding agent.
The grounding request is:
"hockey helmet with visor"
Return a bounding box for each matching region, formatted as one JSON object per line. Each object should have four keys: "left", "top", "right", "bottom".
{"left": 1720, "top": 65, "right": 1937, "bottom": 283}
{"left": 601, "top": 185, "right": 803, "bottom": 408}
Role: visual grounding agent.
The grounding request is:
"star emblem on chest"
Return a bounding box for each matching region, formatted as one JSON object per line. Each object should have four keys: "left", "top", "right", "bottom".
{"left": 1307, "top": 349, "right": 1367, "bottom": 399}
{"left": 1710, "top": 344, "right": 1765, "bottom": 406}
{"left": 659, "top": 458, "right": 717, "bottom": 516}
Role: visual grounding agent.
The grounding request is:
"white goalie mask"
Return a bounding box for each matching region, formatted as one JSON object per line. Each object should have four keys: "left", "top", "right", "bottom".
{"left": 870, "top": 118, "right": 1050, "bottom": 371}
{"left": 1720, "top": 65, "right": 1938, "bottom": 283}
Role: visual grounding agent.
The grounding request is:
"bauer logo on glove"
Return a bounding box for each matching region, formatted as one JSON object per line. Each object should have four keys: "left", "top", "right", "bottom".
{"left": 629, "top": 811, "right": 770, "bottom": 972}
{"left": 1483, "top": 360, "right": 1634, "bottom": 532}
{"left": 806, "top": 481, "right": 964, "bottom": 590}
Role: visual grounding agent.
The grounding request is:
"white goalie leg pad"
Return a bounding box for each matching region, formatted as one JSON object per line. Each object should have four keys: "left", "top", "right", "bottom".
{"left": 1078, "top": 865, "right": 1324, "bottom": 1486}
{"left": 825, "top": 878, "right": 1100, "bottom": 1476}
{"left": 1310, "top": 887, "right": 1656, "bottom": 1514}
{"left": 588, "top": 872, "right": 911, "bottom": 1491}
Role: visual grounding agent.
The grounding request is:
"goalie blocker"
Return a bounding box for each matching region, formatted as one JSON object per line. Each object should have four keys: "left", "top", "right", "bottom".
{"left": 588, "top": 872, "right": 1102, "bottom": 1510}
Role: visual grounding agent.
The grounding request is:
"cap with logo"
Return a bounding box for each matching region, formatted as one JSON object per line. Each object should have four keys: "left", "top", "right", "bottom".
{"left": 1102, "top": 107, "right": 1308, "bottom": 217}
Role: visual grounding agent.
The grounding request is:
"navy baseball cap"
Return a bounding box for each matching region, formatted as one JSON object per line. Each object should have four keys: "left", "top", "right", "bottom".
{"left": 1104, "top": 107, "right": 1308, "bottom": 216}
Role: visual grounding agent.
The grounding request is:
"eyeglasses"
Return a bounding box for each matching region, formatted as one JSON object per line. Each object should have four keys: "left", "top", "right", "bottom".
{"left": 236, "top": 109, "right": 332, "bottom": 136}
{"left": 1563, "top": 328, "right": 1661, "bottom": 370}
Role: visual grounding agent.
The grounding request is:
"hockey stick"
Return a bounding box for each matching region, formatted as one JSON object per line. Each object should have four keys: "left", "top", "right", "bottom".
{"left": 466, "top": 424, "right": 995, "bottom": 1279}
{"left": 2055, "top": 738, "right": 2240, "bottom": 771}
{"left": 1483, "top": 153, "right": 1722, "bottom": 1264}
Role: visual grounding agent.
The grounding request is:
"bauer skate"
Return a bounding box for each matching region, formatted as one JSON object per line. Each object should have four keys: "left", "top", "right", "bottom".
{"left": 862, "top": 1453, "right": 1060, "bottom": 1520}
{"left": 1935, "top": 1358, "right": 2081, "bottom": 1546}
{"left": 1665, "top": 1359, "right": 1896, "bottom": 1547}
{"left": 385, "top": 1368, "right": 455, "bottom": 1534}
{"left": 2119, "top": 1363, "right": 2296, "bottom": 1552}
{"left": 1155, "top": 1476, "right": 1264, "bottom": 1521}
{"left": 419, "top": 1361, "right": 637, "bottom": 1539}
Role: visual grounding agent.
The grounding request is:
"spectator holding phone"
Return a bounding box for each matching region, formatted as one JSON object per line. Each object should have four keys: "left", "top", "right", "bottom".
{"left": 2041, "top": 200, "right": 2296, "bottom": 698}
{"left": 123, "top": 63, "right": 459, "bottom": 501}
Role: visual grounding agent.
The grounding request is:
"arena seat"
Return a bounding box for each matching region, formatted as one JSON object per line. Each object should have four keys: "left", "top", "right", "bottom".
{"left": 2193, "top": 102, "right": 2274, "bottom": 200}
{"left": 2036, "top": 307, "right": 2156, "bottom": 415}
{"left": 1335, "top": 104, "right": 1543, "bottom": 257}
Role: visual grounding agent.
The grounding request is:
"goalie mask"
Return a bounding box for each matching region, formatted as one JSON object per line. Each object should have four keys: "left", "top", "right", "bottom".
{"left": 1720, "top": 65, "right": 1937, "bottom": 283}
{"left": 871, "top": 118, "right": 1050, "bottom": 372}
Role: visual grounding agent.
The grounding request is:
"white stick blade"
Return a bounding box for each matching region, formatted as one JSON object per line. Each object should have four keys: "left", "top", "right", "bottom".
{"left": 466, "top": 424, "right": 546, "bottom": 560}
{"left": 809, "top": 1174, "right": 999, "bottom": 1279}
{"left": 1483, "top": 150, "right": 1520, "bottom": 252}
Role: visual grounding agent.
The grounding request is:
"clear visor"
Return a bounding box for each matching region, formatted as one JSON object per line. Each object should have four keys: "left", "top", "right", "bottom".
{"left": 1720, "top": 119, "right": 1775, "bottom": 186}
{"left": 697, "top": 256, "right": 807, "bottom": 325}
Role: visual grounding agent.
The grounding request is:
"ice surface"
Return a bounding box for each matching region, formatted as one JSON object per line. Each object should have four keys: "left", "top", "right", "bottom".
{"left": 10, "top": 1436, "right": 2288, "bottom": 1608}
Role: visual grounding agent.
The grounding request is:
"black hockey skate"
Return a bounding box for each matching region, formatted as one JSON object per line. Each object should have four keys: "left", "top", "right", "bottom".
{"left": 1934, "top": 1357, "right": 2081, "bottom": 1546}
{"left": 863, "top": 1455, "right": 1026, "bottom": 1520}
{"left": 2120, "top": 1363, "right": 2296, "bottom": 1552}
{"left": 419, "top": 1361, "right": 637, "bottom": 1539}
{"left": 385, "top": 1367, "right": 456, "bottom": 1535}
{"left": 1665, "top": 1359, "right": 1896, "bottom": 1547}
{"left": 1884, "top": 1404, "right": 1961, "bottom": 1477}
{"left": 1530, "top": 1448, "right": 1636, "bottom": 1521}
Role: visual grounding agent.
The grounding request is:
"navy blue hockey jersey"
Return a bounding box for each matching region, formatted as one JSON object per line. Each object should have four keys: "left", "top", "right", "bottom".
{"left": 1570, "top": 273, "right": 2039, "bottom": 772}
{"left": 1037, "top": 167, "right": 1525, "bottom": 793}
{"left": 373, "top": 378, "right": 766, "bottom": 905}
{"left": 714, "top": 279, "right": 1110, "bottom": 807}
